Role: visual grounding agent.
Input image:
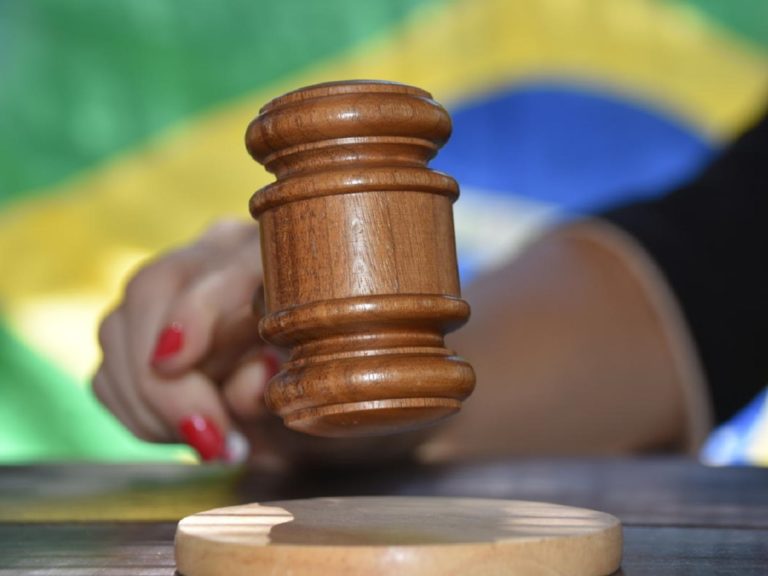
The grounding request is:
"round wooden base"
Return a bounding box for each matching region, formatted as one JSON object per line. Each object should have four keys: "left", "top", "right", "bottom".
{"left": 175, "top": 497, "right": 622, "bottom": 575}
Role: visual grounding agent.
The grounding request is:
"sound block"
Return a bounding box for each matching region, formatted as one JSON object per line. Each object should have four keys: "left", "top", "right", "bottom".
{"left": 175, "top": 496, "right": 622, "bottom": 575}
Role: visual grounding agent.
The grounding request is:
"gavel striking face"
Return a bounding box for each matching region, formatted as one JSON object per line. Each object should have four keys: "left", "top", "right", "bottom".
{"left": 246, "top": 80, "right": 475, "bottom": 438}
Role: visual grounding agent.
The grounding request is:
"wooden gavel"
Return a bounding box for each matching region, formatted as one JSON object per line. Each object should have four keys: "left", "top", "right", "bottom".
{"left": 246, "top": 80, "right": 475, "bottom": 438}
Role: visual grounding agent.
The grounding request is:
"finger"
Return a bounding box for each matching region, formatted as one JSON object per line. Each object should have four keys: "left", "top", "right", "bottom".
{"left": 150, "top": 242, "right": 263, "bottom": 376}
{"left": 120, "top": 279, "right": 240, "bottom": 457}
{"left": 119, "top": 248, "right": 202, "bottom": 432}
{"left": 92, "top": 369, "right": 136, "bottom": 434}
{"left": 116, "top": 220, "right": 259, "bottom": 458}
{"left": 221, "top": 348, "right": 282, "bottom": 421}
{"left": 200, "top": 304, "right": 263, "bottom": 382}
{"left": 142, "top": 370, "right": 239, "bottom": 461}
{"left": 121, "top": 251, "right": 189, "bottom": 373}
{"left": 197, "top": 218, "right": 258, "bottom": 251}
{"left": 97, "top": 308, "right": 171, "bottom": 440}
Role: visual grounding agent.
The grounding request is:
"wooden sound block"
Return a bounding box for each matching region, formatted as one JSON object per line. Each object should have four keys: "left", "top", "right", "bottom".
{"left": 175, "top": 496, "right": 622, "bottom": 575}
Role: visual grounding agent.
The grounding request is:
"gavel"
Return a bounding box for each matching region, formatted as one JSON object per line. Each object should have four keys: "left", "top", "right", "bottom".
{"left": 246, "top": 80, "right": 475, "bottom": 438}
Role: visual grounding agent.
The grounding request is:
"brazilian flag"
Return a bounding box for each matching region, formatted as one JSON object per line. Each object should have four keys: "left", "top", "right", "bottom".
{"left": 1, "top": 0, "right": 767, "bottom": 463}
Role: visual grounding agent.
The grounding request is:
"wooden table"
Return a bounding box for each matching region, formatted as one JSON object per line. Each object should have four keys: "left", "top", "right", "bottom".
{"left": 1, "top": 457, "right": 766, "bottom": 574}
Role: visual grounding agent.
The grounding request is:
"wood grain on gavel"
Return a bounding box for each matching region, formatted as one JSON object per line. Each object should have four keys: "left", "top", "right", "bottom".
{"left": 246, "top": 80, "right": 475, "bottom": 437}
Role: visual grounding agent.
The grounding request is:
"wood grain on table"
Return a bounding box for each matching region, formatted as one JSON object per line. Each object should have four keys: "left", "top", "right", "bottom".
{"left": 1, "top": 458, "right": 767, "bottom": 575}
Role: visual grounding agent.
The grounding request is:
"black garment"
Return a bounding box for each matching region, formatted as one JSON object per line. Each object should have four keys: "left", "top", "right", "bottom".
{"left": 602, "top": 112, "right": 767, "bottom": 425}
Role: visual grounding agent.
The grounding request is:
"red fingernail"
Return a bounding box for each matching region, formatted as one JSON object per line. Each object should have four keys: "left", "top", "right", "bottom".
{"left": 178, "top": 415, "right": 226, "bottom": 461}
{"left": 152, "top": 323, "right": 183, "bottom": 362}
{"left": 263, "top": 350, "right": 281, "bottom": 381}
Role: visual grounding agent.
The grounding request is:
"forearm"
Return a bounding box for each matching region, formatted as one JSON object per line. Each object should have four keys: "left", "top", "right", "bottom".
{"left": 422, "top": 220, "right": 711, "bottom": 461}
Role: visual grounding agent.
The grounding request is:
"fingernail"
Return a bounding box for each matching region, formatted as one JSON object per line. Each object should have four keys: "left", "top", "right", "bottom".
{"left": 225, "top": 430, "right": 250, "bottom": 464}
{"left": 178, "top": 415, "right": 226, "bottom": 461}
{"left": 263, "top": 349, "right": 281, "bottom": 381}
{"left": 152, "top": 323, "right": 183, "bottom": 363}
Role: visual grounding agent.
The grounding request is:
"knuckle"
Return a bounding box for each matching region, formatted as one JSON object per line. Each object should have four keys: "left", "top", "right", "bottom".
{"left": 91, "top": 373, "right": 109, "bottom": 405}
{"left": 201, "top": 218, "right": 248, "bottom": 242}
{"left": 206, "top": 217, "right": 239, "bottom": 234}
{"left": 176, "top": 275, "right": 218, "bottom": 321}
{"left": 123, "top": 261, "right": 164, "bottom": 302}
{"left": 198, "top": 219, "right": 258, "bottom": 252}
{"left": 124, "top": 260, "right": 187, "bottom": 310}
{"left": 97, "top": 312, "right": 118, "bottom": 350}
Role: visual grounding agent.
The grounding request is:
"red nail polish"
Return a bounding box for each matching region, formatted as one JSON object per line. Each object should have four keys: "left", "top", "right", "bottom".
{"left": 263, "top": 350, "right": 281, "bottom": 381}
{"left": 178, "top": 415, "right": 226, "bottom": 461}
{"left": 152, "top": 323, "right": 183, "bottom": 362}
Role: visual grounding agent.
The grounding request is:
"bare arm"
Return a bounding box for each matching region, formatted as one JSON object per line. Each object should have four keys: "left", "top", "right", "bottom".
{"left": 423, "top": 220, "right": 711, "bottom": 460}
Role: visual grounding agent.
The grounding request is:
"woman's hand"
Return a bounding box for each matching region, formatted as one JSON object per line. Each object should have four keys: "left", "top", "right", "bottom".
{"left": 93, "top": 219, "right": 281, "bottom": 463}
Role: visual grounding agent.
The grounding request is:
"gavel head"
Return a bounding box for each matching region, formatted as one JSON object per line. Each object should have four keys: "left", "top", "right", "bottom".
{"left": 246, "top": 80, "right": 475, "bottom": 438}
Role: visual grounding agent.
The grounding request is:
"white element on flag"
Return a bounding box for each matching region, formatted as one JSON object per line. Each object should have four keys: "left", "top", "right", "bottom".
{"left": 453, "top": 187, "right": 559, "bottom": 280}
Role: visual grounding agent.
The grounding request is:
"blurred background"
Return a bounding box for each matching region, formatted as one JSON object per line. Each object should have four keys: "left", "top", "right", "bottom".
{"left": 1, "top": 0, "right": 766, "bottom": 463}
